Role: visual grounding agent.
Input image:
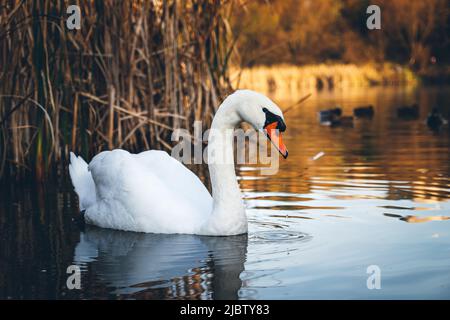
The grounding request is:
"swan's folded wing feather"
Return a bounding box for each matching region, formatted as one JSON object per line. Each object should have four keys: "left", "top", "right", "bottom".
{"left": 88, "top": 149, "right": 130, "bottom": 200}
{"left": 134, "top": 150, "right": 212, "bottom": 213}
{"left": 86, "top": 149, "right": 212, "bottom": 234}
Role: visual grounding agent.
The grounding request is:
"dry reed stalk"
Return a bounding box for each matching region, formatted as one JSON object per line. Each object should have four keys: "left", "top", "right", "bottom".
{"left": 0, "top": 0, "right": 235, "bottom": 179}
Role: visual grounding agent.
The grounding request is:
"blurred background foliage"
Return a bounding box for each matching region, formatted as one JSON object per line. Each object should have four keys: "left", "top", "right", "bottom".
{"left": 232, "top": 0, "right": 449, "bottom": 75}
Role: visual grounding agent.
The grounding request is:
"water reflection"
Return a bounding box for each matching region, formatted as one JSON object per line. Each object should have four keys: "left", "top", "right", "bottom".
{"left": 240, "top": 86, "right": 450, "bottom": 205}
{"left": 73, "top": 226, "right": 248, "bottom": 299}
{"left": 384, "top": 213, "right": 450, "bottom": 224}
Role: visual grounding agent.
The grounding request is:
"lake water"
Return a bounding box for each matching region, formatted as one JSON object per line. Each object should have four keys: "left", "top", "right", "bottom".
{"left": 1, "top": 86, "right": 449, "bottom": 299}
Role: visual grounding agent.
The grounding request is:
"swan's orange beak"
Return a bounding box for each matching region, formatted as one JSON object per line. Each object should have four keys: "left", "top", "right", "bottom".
{"left": 264, "top": 122, "right": 288, "bottom": 159}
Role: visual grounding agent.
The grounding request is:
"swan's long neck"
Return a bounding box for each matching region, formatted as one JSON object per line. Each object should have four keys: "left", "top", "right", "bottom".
{"left": 201, "top": 97, "right": 247, "bottom": 235}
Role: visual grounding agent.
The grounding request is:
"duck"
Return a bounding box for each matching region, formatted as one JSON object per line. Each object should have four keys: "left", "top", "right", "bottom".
{"left": 353, "top": 105, "right": 374, "bottom": 118}
{"left": 397, "top": 104, "right": 419, "bottom": 119}
{"left": 426, "top": 107, "right": 447, "bottom": 130}
{"left": 69, "top": 90, "right": 288, "bottom": 236}
{"left": 318, "top": 107, "right": 342, "bottom": 126}
{"left": 318, "top": 107, "right": 354, "bottom": 127}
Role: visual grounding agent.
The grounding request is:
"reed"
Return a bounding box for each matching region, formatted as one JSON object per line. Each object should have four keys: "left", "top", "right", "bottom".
{"left": 0, "top": 0, "right": 235, "bottom": 180}
{"left": 232, "top": 63, "right": 419, "bottom": 101}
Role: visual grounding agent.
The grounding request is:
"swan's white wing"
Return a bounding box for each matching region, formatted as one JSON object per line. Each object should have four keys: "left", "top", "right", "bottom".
{"left": 86, "top": 149, "right": 212, "bottom": 234}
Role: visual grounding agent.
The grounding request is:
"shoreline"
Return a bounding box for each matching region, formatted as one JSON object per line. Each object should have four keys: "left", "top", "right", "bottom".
{"left": 232, "top": 63, "right": 420, "bottom": 101}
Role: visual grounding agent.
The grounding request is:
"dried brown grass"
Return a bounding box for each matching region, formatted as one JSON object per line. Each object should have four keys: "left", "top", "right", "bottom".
{"left": 0, "top": 0, "right": 235, "bottom": 179}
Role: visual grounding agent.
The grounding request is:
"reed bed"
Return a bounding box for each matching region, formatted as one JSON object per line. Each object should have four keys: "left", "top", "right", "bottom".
{"left": 0, "top": 0, "right": 235, "bottom": 180}
{"left": 232, "top": 64, "right": 418, "bottom": 101}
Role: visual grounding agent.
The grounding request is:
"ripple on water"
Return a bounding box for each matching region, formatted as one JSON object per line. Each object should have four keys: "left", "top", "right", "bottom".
{"left": 251, "top": 230, "right": 312, "bottom": 242}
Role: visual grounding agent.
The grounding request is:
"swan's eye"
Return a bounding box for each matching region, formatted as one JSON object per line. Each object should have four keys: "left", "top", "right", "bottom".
{"left": 262, "top": 108, "right": 286, "bottom": 132}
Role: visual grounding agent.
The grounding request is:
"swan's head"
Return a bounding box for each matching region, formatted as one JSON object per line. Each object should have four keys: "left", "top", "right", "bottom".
{"left": 231, "top": 89, "right": 288, "bottom": 159}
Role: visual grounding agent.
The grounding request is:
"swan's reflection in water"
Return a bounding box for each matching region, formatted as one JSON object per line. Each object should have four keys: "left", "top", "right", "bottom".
{"left": 73, "top": 226, "right": 248, "bottom": 299}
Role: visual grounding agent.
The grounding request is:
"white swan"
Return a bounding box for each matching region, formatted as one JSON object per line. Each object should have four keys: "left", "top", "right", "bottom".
{"left": 69, "top": 90, "right": 288, "bottom": 236}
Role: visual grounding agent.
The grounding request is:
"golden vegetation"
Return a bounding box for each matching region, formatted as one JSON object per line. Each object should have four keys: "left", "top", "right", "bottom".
{"left": 233, "top": 64, "right": 418, "bottom": 101}
{"left": 0, "top": 0, "right": 234, "bottom": 179}
{"left": 232, "top": 0, "right": 448, "bottom": 71}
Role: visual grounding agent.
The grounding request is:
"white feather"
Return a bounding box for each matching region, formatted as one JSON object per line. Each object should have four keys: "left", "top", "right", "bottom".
{"left": 69, "top": 152, "right": 96, "bottom": 211}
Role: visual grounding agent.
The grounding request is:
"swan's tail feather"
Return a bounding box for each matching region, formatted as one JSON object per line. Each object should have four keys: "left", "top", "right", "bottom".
{"left": 69, "top": 152, "right": 96, "bottom": 211}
